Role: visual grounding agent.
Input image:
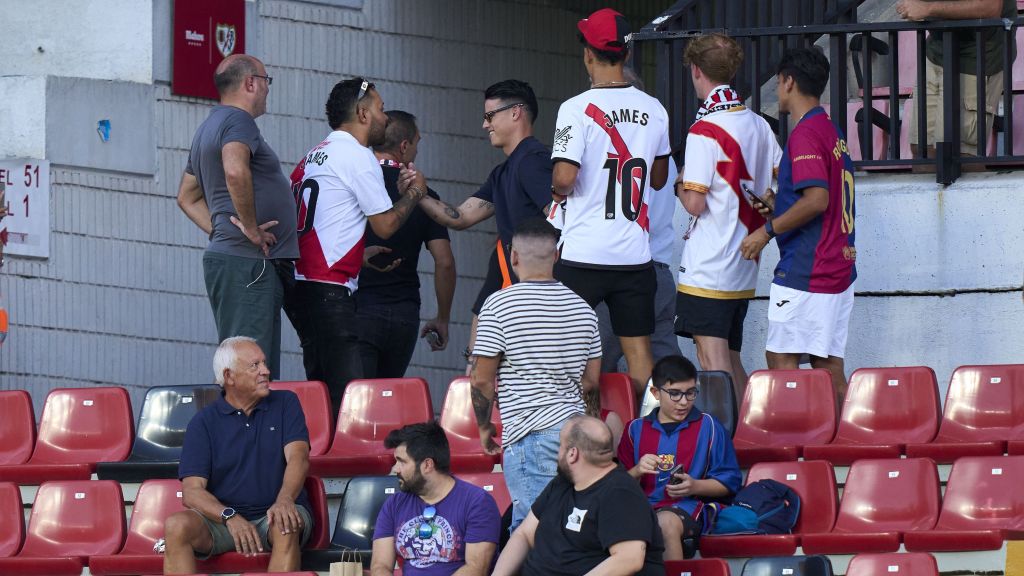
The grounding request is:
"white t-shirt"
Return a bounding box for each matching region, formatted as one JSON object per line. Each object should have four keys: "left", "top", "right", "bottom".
{"left": 552, "top": 86, "right": 671, "bottom": 268}
{"left": 291, "top": 130, "right": 393, "bottom": 291}
{"left": 677, "top": 107, "right": 781, "bottom": 299}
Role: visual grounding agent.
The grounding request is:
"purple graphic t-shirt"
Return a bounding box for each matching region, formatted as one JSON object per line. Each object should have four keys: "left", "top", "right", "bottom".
{"left": 373, "top": 478, "right": 501, "bottom": 575}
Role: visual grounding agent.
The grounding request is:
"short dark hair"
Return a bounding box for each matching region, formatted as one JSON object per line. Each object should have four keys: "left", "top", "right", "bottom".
{"left": 578, "top": 32, "right": 628, "bottom": 65}
{"left": 484, "top": 79, "right": 539, "bottom": 124}
{"left": 383, "top": 421, "right": 451, "bottom": 473}
{"left": 776, "top": 47, "right": 830, "bottom": 99}
{"left": 374, "top": 110, "right": 418, "bottom": 155}
{"left": 325, "top": 77, "right": 375, "bottom": 130}
{"left": 652, "top": 355, "right": 698, "bottom": 389}
{"left": 214, "top": 56, "right": 258, "bottom": 96}
{"left": 512, "top": 217, "right": 559, "bottom": 244}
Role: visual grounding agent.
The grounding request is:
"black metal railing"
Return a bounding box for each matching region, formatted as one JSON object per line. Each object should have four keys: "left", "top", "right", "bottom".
{"left": 633, "top": 17, "right": 1022, "bottom": 184}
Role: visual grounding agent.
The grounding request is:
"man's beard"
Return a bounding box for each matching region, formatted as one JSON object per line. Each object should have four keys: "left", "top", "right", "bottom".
{"left": 398, "top": 466, "right": 427, "bottom": 495}
{"left": 368, "top": 119, "right": 387, "bottom": 147}
{"left": 556, "top": 455, "right": 573, "bottom": 484}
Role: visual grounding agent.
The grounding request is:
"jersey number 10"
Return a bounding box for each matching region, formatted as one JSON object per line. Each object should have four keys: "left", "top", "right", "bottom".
{"left": 603, "top": 157, "right": 648, "bottom": 221}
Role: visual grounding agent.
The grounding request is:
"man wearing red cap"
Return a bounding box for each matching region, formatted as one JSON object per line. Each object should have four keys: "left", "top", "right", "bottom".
{"left": 552, "top": 8, "right": 672, "bottom": 401}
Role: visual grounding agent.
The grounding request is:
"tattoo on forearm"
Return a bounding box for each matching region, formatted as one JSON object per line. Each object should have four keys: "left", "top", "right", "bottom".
{"left": 443, "top": 202, "right": 461, "bottom": 219}
{"left": 583, "top": 387, "right": 600, "bottom": 417}
{"left": 475, "top": 198, "right": 494, "bottom": 211}
{"left": 470, "top": 385, "right": 493, "bottom": 426}
{"left": 391, "top": 194, "right": 418, "bottom": 227}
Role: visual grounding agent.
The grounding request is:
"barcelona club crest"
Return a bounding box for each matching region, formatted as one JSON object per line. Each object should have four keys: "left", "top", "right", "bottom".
{"left": 215, "top": 23, "right": 237, "bottom": 58}
{"left": 657, "top": 454, "right": 675, "bottom": 471}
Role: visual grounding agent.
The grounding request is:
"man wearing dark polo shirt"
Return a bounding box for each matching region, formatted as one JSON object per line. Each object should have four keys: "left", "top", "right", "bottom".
{"left": 417, "top": 79, "right": 553, "bottom": 371}
{"left": 358, "top": 110, "right": 456, "bottom": 378}
{"left": 164, "top": 337, "right": 312, "bottom": 574}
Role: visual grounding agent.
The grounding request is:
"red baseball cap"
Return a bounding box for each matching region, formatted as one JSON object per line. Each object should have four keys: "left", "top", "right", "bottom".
{"left": 577, "top": 8, "right": 631, "bottom": 54}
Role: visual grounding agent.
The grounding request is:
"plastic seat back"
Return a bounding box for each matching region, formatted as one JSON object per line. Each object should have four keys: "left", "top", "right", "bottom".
{"left": 121, "top": 479, "right": 188, "bottom": 554}
{"left": 833, "top": 367, "right": 940, "bottom": 446}
{"left": 457, "top": 472, "right": 511, "bottom": 515}
{"left": 131, "top": 385, "right": 221, "bottom": 461}
{"left": 20, "top": 480, "right": 126, "bottom": 557}
{"left": 0, "top": 482, "right": 24, "bottom": 557}
{"left": 326, "top": 379, "right": 433, "bottom": 458}
{"left": 934, "top": 365, "right": 1024, "bottom": 442}
{"left": 304, "top": 476, "right": 331, "bottom": 550}
{"left": 0, "top": 391, "right": 35, "bottom": 465}
{"left": 440, "top": 377, "right": 502, "bottom": 442}
{"left": 747, "top": 460, "right": 838, "bottom": 534}
{"left": 834, "top": 458, "right": 940, "bottom": 533}
{"left": 600, "top": 373, "right": 637, "bottom": 424}
{"left": 271, "top": 381, "right": 333, "bottom": 456}
{"left": 695, "top": 371, "right": 737, "bottom": 436}
{"left": 735, "top": 370, "right": 837, "bottom": 449}
{"left": 331, "top": 476, "right": 400, "bottom": 551}
{"left": 935, "top": 455, "right": 1024, "bottom": 531}
{"left": 846, "top": 552, "right": 938, "bottom": 576}
{"left": 741, "top": 555, "right": 834, "bottom": 576}
{"left": 30, "top": 387, "right": 134, "bottom": 465}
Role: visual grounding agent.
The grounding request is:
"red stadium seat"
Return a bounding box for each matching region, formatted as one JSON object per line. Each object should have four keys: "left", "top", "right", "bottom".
{"left": 803, "top": 367, "right": 940, "bottom": 465}
{"left": 0, "top": 482, "right": 24, "bottom": 557}
{"left": 664, "top": 558, "right": 731, "bottom": 575}
{"left": 0, "top": 386, "right": 134, "bottom": 483}
{"left": 310, "top": 378, "right": 434, "bottom": 476}
{"left": 271, "top": 380, "right": 334, "bottom": 456}
{"left": 906, "top": 365, "right": 1024, "bottom": 462}
{"left": 441, "top": 377, "right": 502, "bottom": 473}
{"left": 601, "top": 373, "right": 637, "bottom": 424}
{"left": 801, "top": 458, "right": 940, "bottom": 555}
{"left": 700, "top": 460, "right": 837, "bottom": 558}
{"left": 904, "top": 455, "right": 1024, "bottom": 552}
{"left": 732, "top": 370, "right": 836, "bottom": 467}
{"left": 0, "top": 390, "right": 35, "bottom": 466}
{"left": 845, "top": 552, "right": 938, "bottom": 576}
{"left": 90, "top": 476, "right": 330, "bottom": 575}
{"left": 457, "top": 471, "right": 511, "bottom": 515}
{"left": 0, "top": 480, "right": 126, "bottom": 575}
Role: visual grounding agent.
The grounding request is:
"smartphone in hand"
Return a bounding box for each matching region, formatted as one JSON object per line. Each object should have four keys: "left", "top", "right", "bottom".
{"left": 742, "top": 184, "right": 774, "bottom": 216}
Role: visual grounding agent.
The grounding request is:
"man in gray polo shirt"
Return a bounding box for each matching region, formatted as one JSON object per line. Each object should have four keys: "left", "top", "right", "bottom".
{"left": 177, "top": 54, "right": 298, "bottom": 378}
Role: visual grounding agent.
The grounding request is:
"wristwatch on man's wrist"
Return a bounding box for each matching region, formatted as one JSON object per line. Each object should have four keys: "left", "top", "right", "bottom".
{"left": 463, "top": 346, "right": 473, "bottom": 361}
{"left": 221, "top": 507, "right": 237, "bottom": 524}
{"left": 764, "top": 219, "right": 777, "bottom": 239}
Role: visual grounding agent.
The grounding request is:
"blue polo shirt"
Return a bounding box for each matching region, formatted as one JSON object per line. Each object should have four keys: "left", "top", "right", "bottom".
{"left": 472, "top": 136, "right": 553, "bottom": 246}
{"left": 179, "top": 390, "right": 311, "bottom": 520}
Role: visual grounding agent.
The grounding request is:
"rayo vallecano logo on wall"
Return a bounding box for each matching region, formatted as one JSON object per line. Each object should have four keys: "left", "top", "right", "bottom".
{"left": 215, "top": 23, "right": 237, "bottom": 58}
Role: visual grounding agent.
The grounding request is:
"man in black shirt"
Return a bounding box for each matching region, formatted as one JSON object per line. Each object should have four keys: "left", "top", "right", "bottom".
{"left": 492, "top": 415, "right": 664, "bottom": 576}
{"left": 358, "top": 111, "right": 456, "bottom": 378}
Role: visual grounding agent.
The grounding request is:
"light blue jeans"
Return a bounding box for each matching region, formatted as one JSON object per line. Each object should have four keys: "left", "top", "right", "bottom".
{"left": 503, "top": 419, "right": 568, "bottom": 533}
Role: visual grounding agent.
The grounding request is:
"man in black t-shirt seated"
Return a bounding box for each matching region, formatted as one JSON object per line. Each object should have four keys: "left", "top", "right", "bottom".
{"left": 492, "top": 415, "right": 664, "bottom": 576}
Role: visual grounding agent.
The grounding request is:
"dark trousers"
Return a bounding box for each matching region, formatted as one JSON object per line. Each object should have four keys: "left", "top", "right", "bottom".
{"left": 284, "top": 281, "right": 363, "bottom": 416}
{"left": 355, "top": 301, "right": 420, "bottom": 379}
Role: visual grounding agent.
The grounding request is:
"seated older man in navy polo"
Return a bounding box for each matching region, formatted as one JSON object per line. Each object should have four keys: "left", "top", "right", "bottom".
{"left": 163, "top": 336, "right": 312, "bottom": 574}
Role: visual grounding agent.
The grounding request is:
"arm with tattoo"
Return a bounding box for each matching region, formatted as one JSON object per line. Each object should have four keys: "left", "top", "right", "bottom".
{"left": 419, "top": 195, "right": 495, "bottom": 230}
{"left": 469, "top": 354, "right": 502, "bottom": 455}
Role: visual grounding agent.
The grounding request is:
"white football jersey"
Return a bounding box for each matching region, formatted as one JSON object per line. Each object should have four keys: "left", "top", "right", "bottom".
{"left": 552, "top": 86, "right": 671, "bottom": 268}
{"left": 291, "top": 130, "right": 392, "bottom": 291}
{"left": 677, "top": 107, "right": 781, "bottom": 298}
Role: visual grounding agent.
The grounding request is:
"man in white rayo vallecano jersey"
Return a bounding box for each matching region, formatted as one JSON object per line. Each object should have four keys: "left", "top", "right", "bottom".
{"left": 285, "top": 78, "right": 427, "bottom": 415}
{"left": 675, "top": 33, "right": 782, "bottom": 403}
{"left": 551, "top": 7, "right": 671, "bottom": 399}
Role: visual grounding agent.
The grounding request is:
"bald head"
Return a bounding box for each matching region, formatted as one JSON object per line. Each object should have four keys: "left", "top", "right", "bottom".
{"left": 563, "top": 415, "right": 615, "bottom": 465}
{"left": 214, "top": 54, "right": 262, "bottom": 96}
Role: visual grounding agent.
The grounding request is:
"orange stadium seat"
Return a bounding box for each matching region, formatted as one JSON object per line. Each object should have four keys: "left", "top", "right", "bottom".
{"left": 0, "top": 386, "right": 134, "bottom": 483}
{"left": 271, "top": 380, "right": 334, "bottom": 456}
{"left": 801, "top": 458, "right": 940, "bottom": 555}
{"left": 441, "top": 377, "right": 502, "bottom": 473}
{"left": 0, "top": 390, "right": 35, "bottom": 466}
{"left": 904, "top": 455, "right": 1024, "bottom": 552}
{"left": 700, "top": 460, "right": 838, "bottom": 558}
{"left": 601, "top": 373, "right": 638, "bottom": 424}
{"left": 310, "top": 378, "right": 433, "bottom": 476}
{"left": 906, "top": 365, "right": 1024, "bottom": 462}
{"left": 457, "top": 471, "right": 512, "bottom": 515}
{"left": 664, "top": 558, "right": 731, "bottom": 575}
{"left": 846, "top": 552, "right": 938, "bottom": 576}
{"left": 732, "top": 370, "right": 836, "bottom": 467}
{"left": 0, "top": 482, "right": 24, "bottom": 557}
{"left": 803, "top": 367, "right": 940, "bottom": 465}
{"left": 0, "top": 480, "right": 126, "bottom": 575}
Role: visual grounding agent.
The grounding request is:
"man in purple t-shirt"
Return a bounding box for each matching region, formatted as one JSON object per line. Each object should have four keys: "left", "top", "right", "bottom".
{"left": 371, "top": 422, "right": 501, "bottom": 576}
{"left": 741, "top": 47, "right": 856, "bottom": 407}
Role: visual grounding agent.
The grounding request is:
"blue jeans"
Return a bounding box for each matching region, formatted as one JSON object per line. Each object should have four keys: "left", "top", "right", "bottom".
{"left": 355, "top": 301, "right": 420, "bottom": 378}
{"left": 503, "top": 419, "right": 568, "bottom": 533}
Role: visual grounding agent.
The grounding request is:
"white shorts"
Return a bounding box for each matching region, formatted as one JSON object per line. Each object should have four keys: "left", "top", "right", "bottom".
{"left": 766, "top": 283, "right": 855, "bottom": 359}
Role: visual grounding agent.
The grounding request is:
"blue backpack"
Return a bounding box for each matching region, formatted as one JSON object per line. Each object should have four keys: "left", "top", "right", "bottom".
{"left": 710, "top": 479, "right": 801, "bottom": 535}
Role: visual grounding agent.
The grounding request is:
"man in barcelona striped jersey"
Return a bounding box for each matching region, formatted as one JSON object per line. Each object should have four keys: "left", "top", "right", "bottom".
{"left": 551, "top": 8, "right": 672, "bottom": 400}
{"left": 740, "top": 48, "right": 857, "bottom": 406}
{"left": 470, "top": 218, "right": 603, "bottom": 534}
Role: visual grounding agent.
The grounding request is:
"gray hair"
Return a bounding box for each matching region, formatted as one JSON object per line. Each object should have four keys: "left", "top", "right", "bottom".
{"left": 212, "top": 336, "right": 258, "bottom": 386}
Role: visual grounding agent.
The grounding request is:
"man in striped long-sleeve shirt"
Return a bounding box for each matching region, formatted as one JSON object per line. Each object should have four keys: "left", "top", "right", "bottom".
{"left": 469, "top": 217, "right": 603, "bottom": 534}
